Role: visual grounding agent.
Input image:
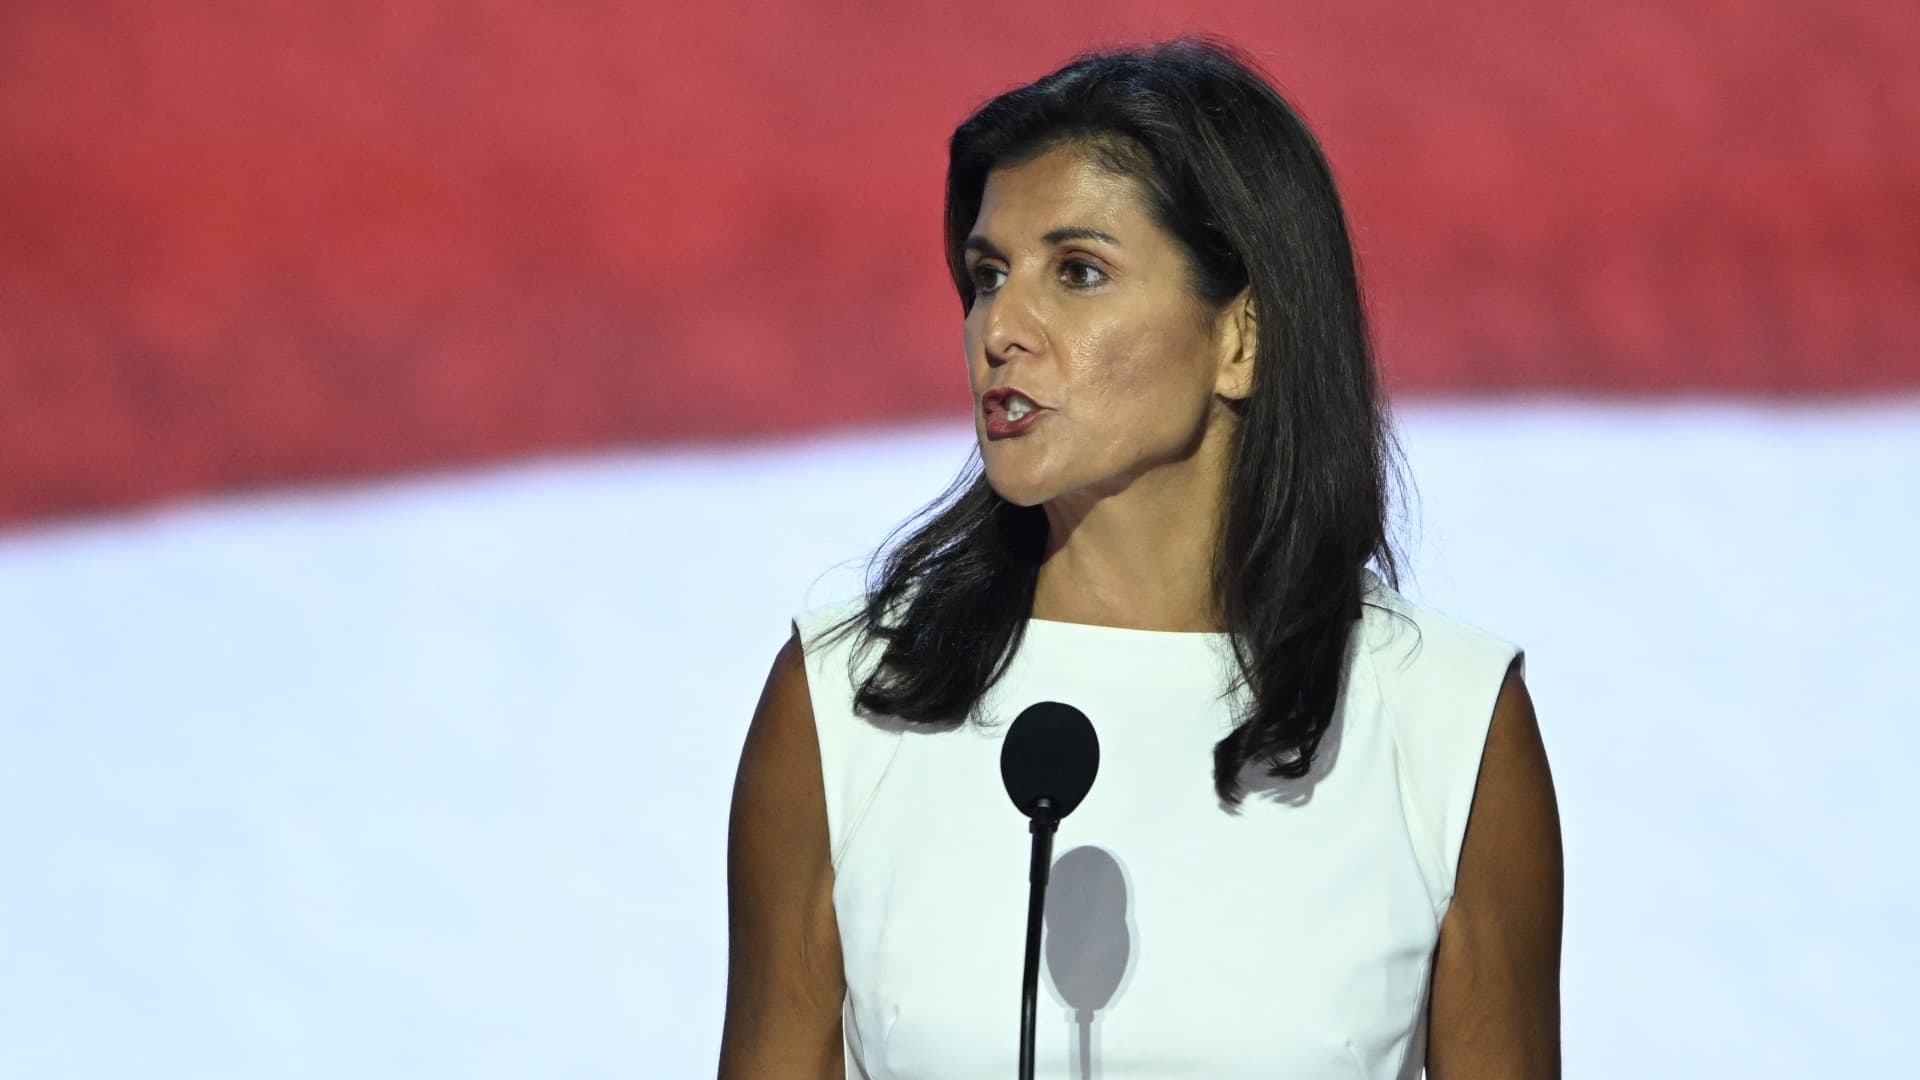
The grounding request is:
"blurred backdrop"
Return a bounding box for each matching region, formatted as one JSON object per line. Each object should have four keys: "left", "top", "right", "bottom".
{"left": 1, "top": 1, "right": 1916, "bottom": 1077}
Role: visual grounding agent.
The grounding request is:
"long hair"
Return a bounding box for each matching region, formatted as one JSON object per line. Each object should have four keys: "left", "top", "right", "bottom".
{"left": 829, "top": 37, "right": 1403, "bottom": 804}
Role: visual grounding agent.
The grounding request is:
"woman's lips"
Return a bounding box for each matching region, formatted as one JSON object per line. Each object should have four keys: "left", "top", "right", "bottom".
{"left": 981, "top": 387, "right": 1047, "bottom": 440}
{"left": 984, "top": 406, "right": 1046, "bottom": 439}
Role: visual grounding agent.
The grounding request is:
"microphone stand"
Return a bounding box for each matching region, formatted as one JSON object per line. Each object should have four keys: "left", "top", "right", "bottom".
{"left": 1019, "top": 796, "right": 1058, "bottom": 1080}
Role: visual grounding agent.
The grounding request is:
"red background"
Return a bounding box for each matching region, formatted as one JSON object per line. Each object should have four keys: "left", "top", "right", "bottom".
{"left": 3, "top": 1, "right": 1915, "bottom": 526}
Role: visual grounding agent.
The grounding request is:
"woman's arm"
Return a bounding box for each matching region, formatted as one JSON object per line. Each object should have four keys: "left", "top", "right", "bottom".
{"left": 718, "top": 629, "right": 846, "bottom": 1079}
{"left": 1427, "top": 664, "right": 1564, "bottom": 1079}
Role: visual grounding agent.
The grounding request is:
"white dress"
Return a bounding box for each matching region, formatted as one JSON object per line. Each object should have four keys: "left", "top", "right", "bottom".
{"left": 794, "top": 571, "right": 1521, "bottom": 1079}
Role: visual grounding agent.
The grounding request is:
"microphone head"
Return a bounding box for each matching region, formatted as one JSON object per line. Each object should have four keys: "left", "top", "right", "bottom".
{"left": 1000, "top": 701, "right": 1100, "bottom": 822}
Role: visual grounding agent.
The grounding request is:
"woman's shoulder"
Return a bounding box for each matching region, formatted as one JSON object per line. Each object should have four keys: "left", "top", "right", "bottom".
{"left": 1356, "top": 569, "right": 1522, "bottom": 684}
{"left": 790, "top": 591, "right": 874, "bottom": 718}
{"left": 795, "top": 591, "right": 867, "bottom": 636}
{"left": 1352, "top": 569, "right": 1528, "bottom": 914}
{"left": 787, "top": 591, "right": 905, "bottom": 870}
{"left": 1352, "top": 569, "right": 1525, "bottom": 798}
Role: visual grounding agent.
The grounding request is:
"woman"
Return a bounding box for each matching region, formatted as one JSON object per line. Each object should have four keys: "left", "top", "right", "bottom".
{"left": 722, "top": 38, "right": 1561, "bottom": 1079}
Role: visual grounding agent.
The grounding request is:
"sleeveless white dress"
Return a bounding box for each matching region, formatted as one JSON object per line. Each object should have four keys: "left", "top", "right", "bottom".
{"left": 794, "top": 571, "right": 1520, "bottom": 1079}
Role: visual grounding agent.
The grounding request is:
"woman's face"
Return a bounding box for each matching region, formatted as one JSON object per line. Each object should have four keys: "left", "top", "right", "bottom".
{"left": 962, "top": 144, "right": 1252, "bottom": 511}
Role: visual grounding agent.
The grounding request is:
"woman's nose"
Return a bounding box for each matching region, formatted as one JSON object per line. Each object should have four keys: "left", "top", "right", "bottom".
{"left": 983, "top": 281, "right": 1043, "bottom": 366}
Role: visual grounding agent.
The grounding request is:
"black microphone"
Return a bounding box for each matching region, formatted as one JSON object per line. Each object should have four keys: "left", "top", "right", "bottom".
{"left": 1000, "top": 701, "right": 1100, "bottom": 1080}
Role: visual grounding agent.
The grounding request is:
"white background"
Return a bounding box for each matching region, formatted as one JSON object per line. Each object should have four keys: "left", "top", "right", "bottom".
{"left": 2, "top": 400, "right": 1915, "bottom": 1077}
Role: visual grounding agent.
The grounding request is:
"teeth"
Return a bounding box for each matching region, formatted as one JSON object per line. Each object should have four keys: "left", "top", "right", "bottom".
{"left": 1005, "top": 397, "right": 1033, "bottom": 421}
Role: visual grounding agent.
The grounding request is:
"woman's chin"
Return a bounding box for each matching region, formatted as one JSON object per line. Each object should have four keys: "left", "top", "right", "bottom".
{"left": 981, "top": 468, "right": 1052, "bottom": 509}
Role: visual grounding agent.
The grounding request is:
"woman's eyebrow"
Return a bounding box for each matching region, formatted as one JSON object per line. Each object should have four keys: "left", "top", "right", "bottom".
{"left": 964, "top": 226, "right": 1123, "bottom": 261}
{"left": 1042, "top": 225, "right": 1121, "bottom": 247}
{"left": 962, "top": 235, "right": 1006, "bottom": 261}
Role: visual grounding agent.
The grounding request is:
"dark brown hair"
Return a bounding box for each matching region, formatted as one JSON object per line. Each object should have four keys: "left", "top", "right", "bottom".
{"left": 829, "top": 37, "right": 1403, "bottom": 803}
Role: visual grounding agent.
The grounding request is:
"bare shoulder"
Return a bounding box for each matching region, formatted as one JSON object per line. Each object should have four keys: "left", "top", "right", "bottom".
{"left": 719, "top": 628, "right": 845, "bottom": 1079}
{"left": 1427, "top": 663, "right": 1564, "bottom": 1079}
{"left": 747, "top": 631, "right": 816, "bottom": 759}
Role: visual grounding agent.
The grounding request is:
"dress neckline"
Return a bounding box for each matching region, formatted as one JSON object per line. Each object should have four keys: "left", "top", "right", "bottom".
{"left": 1018, "top": 569, "right": 1386, "bottom": 641}
{"left": 1024, "top": 616, "right": 1230, "bottom": 640}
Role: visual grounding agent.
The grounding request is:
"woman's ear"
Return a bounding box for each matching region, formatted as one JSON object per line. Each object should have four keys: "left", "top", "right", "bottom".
{"left": 1213, "top": 289, "right": 1257, "bottom": 401}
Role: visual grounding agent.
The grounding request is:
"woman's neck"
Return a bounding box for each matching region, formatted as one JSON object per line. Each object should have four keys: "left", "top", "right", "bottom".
{"left": 1030, "top": 454, "right": 1227, "bottom": 633}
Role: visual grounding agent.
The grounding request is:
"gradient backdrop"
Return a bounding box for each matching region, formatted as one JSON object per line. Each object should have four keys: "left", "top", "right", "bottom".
{"left": 1, "top": 2, "right": 1916, "bottom": 1077}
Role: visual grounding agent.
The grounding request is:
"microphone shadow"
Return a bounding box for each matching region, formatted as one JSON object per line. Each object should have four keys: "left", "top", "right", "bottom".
{"left": 1043, "top": 845, "right": 1134, "bottom": 1080}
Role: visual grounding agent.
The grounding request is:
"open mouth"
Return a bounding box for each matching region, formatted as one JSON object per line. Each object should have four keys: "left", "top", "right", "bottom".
{"left": 982, "top": 387, "right": 1047, "bottom": 438}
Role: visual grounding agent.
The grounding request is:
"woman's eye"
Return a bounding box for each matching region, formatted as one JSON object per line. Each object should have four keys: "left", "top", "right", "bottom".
{"left": 1062, "top": 260, "right": 1108, "bottom": 288}
{"left": 971, "top": 265, "right": 1007, "bottom": 293}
